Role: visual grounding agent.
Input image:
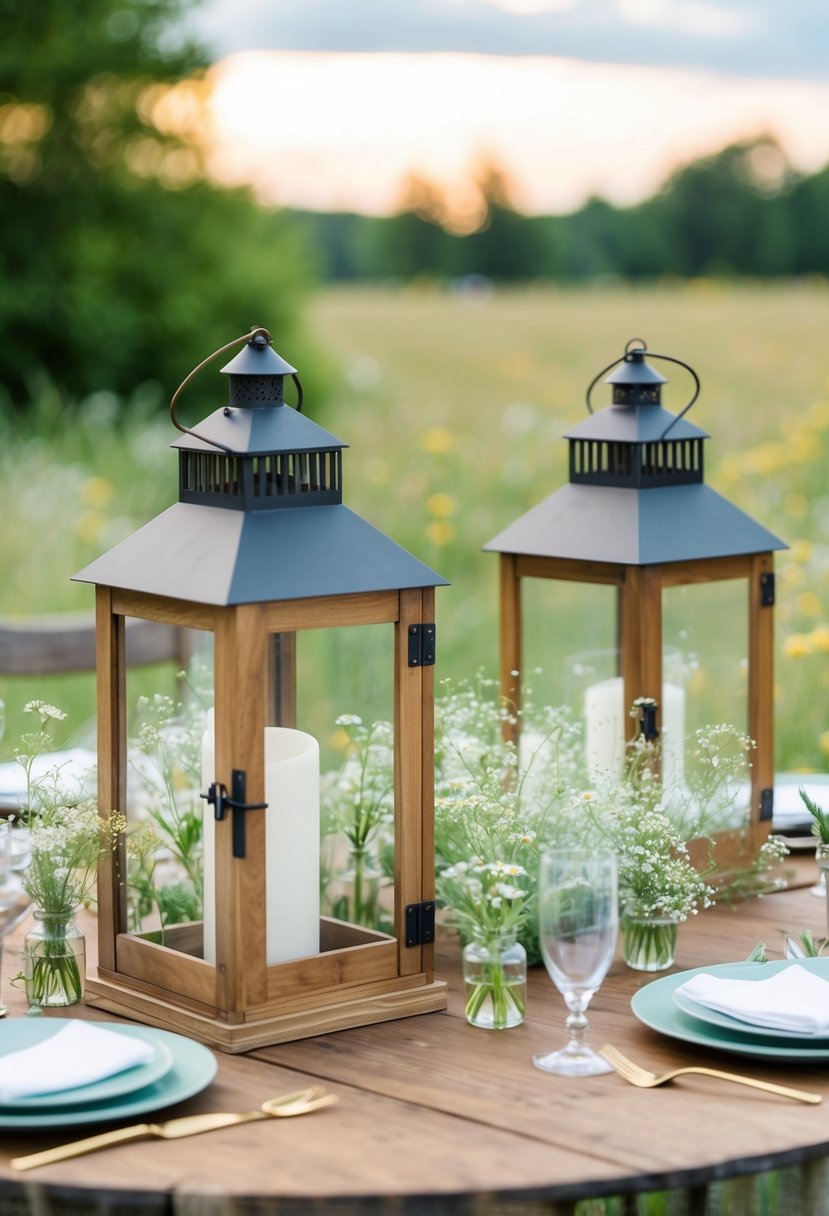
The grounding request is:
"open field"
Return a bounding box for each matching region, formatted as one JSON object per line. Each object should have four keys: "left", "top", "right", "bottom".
{"left": 2, "top": 281, "right": 828, "bottom": 770}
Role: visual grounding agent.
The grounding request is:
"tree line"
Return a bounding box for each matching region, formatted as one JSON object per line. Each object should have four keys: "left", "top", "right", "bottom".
{"left": 3, "top": 0, "right": 827, "bottom": 409}
{"left": 287, "top": 138, "right": 829, "bottom": 284}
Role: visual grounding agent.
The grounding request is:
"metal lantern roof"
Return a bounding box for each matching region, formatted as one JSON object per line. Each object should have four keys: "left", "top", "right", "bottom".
{"left": 485, "top": 482, "right": 784, "bottom": 566}
{"left": 75, "top": 330, "right": 447, "bottom": 605}
{"left": 485, "top": 340, "right": 786, "bottom": 566}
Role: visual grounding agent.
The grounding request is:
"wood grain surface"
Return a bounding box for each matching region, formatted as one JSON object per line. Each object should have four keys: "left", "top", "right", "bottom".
{"left": 0, "top": 856, "right": 826, "bottom": 1215}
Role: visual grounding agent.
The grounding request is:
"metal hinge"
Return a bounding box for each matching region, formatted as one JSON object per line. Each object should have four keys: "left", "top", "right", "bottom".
{"left": 760, "top": 572, "right": 775, "bottom": 607}
{"left": 405, "top": 901, "right": 436, "bottom": 947}
{"left": 759, "top": 788, "right": 774, "bottom": 822}
{"left": 408, "top": 623, "right": 436, "bottom": 667}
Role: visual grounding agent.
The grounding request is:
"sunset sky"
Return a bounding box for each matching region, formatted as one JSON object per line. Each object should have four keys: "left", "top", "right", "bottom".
{"left": 190, "top": 0, "right": 829, "bottom": 219}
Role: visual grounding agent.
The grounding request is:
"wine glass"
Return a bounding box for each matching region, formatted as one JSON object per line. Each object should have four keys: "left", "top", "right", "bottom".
{"left": 534, "top": 848, "right": 618, "bottom": 1077}
{"left": 0, "top": 821, "right": 31, "bottom": 1016}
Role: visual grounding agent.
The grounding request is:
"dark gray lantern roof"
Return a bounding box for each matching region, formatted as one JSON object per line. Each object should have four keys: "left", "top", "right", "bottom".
{"left": 76, "top": 502, "right": 447, "bottom": 605}
{"left": 485, "top": 340, "right": 786, "bottom": 565}
{"left": 484, "top": 483, "right": 785, "bottom": 566}
{"left": 75, "top": 332, "right": 447, "bottom": 604}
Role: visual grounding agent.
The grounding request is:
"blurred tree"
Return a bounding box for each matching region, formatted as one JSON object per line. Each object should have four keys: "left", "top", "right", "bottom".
{"left": 449, "top": 162, "right": 552, "bottom": 280}
{"left": 0, "top": 0, "right": 313, "bottom": 409}
{"left": 366, "top": 174, "right": 456, "bottom": 279}
{"left": 649, "top": 137, "right": 798, "bottom": 278}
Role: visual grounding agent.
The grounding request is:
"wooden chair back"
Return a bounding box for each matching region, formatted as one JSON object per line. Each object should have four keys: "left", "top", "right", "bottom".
{"left": 0, "top": 612, "right": 193, "bottom": 677}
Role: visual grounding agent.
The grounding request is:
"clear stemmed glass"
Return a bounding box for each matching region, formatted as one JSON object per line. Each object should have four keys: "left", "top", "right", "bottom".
{"left": 0, "top": 822, "right": 32, "bottom": 1016}
{"left": 534, "top": 848, "right": 618, "bottom": 1077}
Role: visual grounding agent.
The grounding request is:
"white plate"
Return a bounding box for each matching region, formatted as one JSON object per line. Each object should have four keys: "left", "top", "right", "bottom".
{"left": 0, "top": 1020, "right": 175, "bottom": 1109}
{"left": 632, "top": 959, "right": 829, "bottom": 1063}
{"left": 673, "top": 964, "right": 829, "bottom": 1042}
{"left": 0, "top": 1022, "right": 217, "bottom": 1129}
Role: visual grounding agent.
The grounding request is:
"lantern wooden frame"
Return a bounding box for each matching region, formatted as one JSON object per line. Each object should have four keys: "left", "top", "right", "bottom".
{"left": 86, "top": 582, "right": 446, "bottom": 1052}
{"left": 497, "top": 548, "right": 775, "bottom": 868}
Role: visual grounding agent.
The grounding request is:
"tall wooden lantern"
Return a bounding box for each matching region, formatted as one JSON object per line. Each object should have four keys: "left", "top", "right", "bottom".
{"left": 75, "top": 327, "right": 448, "bottom": 1050}
{"left": 485, "top": 340, "right": 786, "bottom": 864}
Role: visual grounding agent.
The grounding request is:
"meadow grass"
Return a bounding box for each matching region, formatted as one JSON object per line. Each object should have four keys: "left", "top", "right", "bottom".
{"left": 1, "top": 280, "right": 828, "bottom": 772}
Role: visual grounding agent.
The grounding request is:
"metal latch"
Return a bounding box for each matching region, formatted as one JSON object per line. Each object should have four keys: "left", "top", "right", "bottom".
{"left": 408, "top": 623, "right": 436, "bottom": 667}
{"left": 759, "top": 788, "right": 774, "bottom": 822}
{"left": 405, "top": 901, "right": 436, "bottom": 947}
{"left": 760, "top": 572, "right": 775, "bottom": 607}
{"left": 202, "top": 770, "right": 267, "bottom": 858}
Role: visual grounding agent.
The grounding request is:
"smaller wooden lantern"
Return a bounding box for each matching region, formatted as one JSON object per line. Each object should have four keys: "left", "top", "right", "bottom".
{"left": 75, "top": 327, "right": 448, "bottom": 1050}
{"left": 485, "top": 340, "right": 786, "bottom": 864}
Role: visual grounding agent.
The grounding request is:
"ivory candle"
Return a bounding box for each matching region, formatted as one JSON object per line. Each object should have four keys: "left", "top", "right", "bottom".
{"left": 201, "top": 709, "right": 320, "bottom": 965}
{"left": 584, "top": 678, "right": 685, "bottom": 786}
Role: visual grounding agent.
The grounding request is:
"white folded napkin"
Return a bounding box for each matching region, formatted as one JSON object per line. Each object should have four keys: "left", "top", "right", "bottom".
{"left": 677, "top": 965, "right": 829, "bottom": 1035}
{"left": 0, "top": 1021, "right": 154, "bottom": 1102}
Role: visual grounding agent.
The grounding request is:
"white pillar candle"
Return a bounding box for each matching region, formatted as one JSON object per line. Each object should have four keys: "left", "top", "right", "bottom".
{"left": 584, "top": 677, "right": 685, "bottom": 786}
{"left": 201, "top": 709, "right": 320, "bottom": 965}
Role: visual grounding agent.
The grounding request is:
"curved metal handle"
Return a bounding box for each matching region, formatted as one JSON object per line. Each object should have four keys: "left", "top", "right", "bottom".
{"left": 584, "top": 338, "right": 700, "bottom": 439}
{"left": 170, "top": 326, "right": 300, "bottom": 451}
{"left": 291, "top": 372, "right": 304, "bottom": 413}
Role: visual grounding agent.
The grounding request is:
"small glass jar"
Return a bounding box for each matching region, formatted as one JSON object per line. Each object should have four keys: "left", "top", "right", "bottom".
{"left": 621, "top": 911, "right": 678, "bottom": 972}
{"left": 24, "top": 907, "right": 86, "bottom": 1008}
{"left": 811, "top": 843, "right": 829, "bottom": 899}
{"left": 462, "top": 932, "right": 527, "bottom": 1029}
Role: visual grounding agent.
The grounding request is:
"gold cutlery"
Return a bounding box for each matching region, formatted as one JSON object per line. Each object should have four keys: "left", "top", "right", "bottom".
{"left": 600, "top": 1044, "right": 822, "bottom": 1104}
{"left": 11, "top": 1085, "right": 338, "bottom": 1171}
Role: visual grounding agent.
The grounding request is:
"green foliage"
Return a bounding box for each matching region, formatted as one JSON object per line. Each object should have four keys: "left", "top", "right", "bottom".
{"left": 295, "top": 135, "right": 827, "bottom": 285}
{"left": 0, "top": 0, "right": 315, "bottom": 408}
{"left": 799, "top": 787, "right": 829, "bottom": 844}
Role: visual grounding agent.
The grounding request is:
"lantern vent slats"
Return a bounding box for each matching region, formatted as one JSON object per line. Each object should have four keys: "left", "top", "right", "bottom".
{"left": 180, "top": 448, "right": 343, "bottom": 510}
{"left": 228, "top": 374, "right": 285, "bottom": 405}
{"left": 570, "top": 437, "right": 703, "bottom": 488}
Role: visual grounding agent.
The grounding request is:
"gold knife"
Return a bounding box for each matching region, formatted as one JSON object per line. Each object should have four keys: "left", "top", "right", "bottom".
{"left": 11, "top": 1088, "right": 337, "bottom": 1171}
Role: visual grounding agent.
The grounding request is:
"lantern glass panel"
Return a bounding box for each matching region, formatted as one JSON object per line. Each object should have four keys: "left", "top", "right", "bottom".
{"left": 523, "top": 580, "right": 617, "bottom": 707}
{"left": 124, "top": 624, "right": 213, "bottom": 952}
{"left": 663, "top": 581, "right": 750, "bottom": 828}
{"left": 296, "top": 624, "right": 395, "bottom": 937}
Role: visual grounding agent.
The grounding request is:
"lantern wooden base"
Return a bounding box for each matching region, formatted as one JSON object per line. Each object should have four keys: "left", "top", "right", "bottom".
{"left": 84, "top": 915, "right": 448, "bottom": 1051}
{"left": 84, "top": 974, "right": 447, "bottom": 1053}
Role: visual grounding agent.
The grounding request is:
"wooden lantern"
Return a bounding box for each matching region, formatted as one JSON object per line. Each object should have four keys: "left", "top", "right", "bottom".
{"left": 75, "top": 328, "right": 448, "bottom": 1050}
{"left": 485, "top": 340, "right": 786, "bottom": 866}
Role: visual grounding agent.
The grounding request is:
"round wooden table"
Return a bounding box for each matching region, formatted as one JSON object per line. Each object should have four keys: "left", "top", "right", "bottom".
{"left": 1, "top": 858, "right": 828, "bottom": 1215}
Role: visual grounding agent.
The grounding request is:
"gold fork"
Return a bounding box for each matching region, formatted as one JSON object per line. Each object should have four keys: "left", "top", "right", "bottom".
{"left": 11, "top": 1086, "right": 338, "bottom": 1171}
{"left": 600, "top": 1044, "right": 822, "bottom": 1104}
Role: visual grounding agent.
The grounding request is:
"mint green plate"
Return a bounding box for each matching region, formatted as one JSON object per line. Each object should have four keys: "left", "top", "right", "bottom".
{"left": 0, "top": 1022, "right": 217, "bottom": 1130}
{"left": 632, "top": 958, "right": 829, "bottom": 1063}
{"left": 0, "top": 1020, "right": 174, "bottom": 1109}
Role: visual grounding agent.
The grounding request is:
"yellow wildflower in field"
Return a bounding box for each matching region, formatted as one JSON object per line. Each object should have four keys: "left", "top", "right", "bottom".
{"left": 809, "top": 623, "right": 829, "bottom": 652}
{"left": 808, "top": 400, "right": 829, "bottom": 429}
{"left": 791, "top": 539, "right": 814, "bottom": 564}
{"left": 788, "top": 430, "right": 820, "bottom": 463}
{"left": 81, "top": 475, "right": 114, "bottom": 508}
{"left": 781, "top": 564, "right": 805, "bottom": 588}
{"left": 743, "top": 442, "right": 787, "bottom": 475}
{"left": 796, "top": 592, "right": 823, "bottom": 618}
{"left": 420, "top": 427, "right": 454, "bottom": 455}
{"left": 327, "top": 727, "right": 351, "bottom": 752}
{"left": 426, "top": 520, "right": 456, "bottom": 546}
{"left": 784, "top": 493, "right": 808, "bottom": 521}
{"left": 426, "top": 492, "right": 457, "bottom": 518}
{"left": 819, "top": 731, "right": 829, "bottom": 757}
{"left": 783, "top": 633, "right": 813, "bottom": 659}
{"left": 75, "top": 511, "right": 104, "bottom": 545}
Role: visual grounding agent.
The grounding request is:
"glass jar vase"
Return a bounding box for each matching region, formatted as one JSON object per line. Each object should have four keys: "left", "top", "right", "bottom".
{"left": 23, "top": 907, "right": 86, "bottom": 1008}
{"left": 462, "top": 932, "right": 527, "bottom": 1029}
{"left": 811, "top": 843, "right": 829, "bottom": 899}
{"left": 621, "top": 911, "right": 678, "bottom": 972}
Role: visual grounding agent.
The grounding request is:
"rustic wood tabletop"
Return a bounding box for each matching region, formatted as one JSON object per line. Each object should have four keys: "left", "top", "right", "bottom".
{"left": 0, "top": 855, "right": 827, "bottom": 1216}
